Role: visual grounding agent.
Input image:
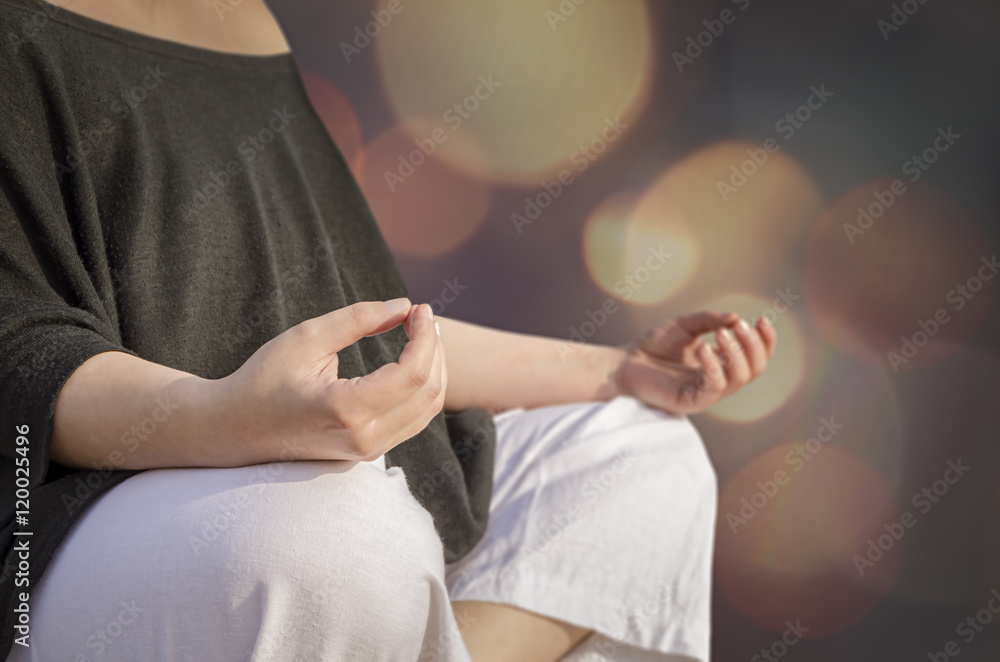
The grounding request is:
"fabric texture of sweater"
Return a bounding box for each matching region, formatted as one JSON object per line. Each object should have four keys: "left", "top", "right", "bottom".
{"left": 0, "top": 0, "right": 496, "bottom": 655}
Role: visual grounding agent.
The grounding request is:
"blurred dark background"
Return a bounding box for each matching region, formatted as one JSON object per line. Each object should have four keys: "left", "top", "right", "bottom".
{"left": 271, "top": 1, "right": 1000, "bottom": 659}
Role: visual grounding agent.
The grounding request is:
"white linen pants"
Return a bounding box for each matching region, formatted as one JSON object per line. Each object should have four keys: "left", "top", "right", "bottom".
{"left": 6, "top": 396, "right": 716, "bottom": 661}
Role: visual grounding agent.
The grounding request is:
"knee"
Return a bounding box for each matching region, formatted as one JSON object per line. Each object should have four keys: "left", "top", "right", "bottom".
{"left": 207, "top": 459, "right": 443, "bottom": 579}
{"left": 23, "top": 461, "right": 449, "bottom": 661}
{"left": 656, "top": 409, "right": 717, "bottom": 497}
{"left": 182, "top": 460, "right": 445, "bottom": 630}
{"left": 177, "top": 460, "right": 450, "bottom": 655}
{"left": 599, "top": 395, "right": 718, "bottom": 500}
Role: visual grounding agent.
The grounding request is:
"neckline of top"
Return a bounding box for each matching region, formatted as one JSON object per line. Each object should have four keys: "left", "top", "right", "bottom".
{"left": 2, "top": 0, "right": 297, "bottom": 70}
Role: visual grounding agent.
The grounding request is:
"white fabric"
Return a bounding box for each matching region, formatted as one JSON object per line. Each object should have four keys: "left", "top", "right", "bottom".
{"left": 6, "top": 396, "right": 715, "bottom": 661}
{"left": 7, "top": 455, "right": 469, "bottom": 662}
{"left": 447, "top": 396, "right": 716, "bottom": 662}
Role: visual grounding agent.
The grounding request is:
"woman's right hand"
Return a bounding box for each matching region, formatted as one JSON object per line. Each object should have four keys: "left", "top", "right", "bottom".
{"left": 213, "top": 298, "right": 447, "bottom": 465}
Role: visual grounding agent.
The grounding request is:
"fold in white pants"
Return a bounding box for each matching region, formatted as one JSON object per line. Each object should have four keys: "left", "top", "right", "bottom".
{"left": 7, "top": 396, "right": 715, "bottom": 661}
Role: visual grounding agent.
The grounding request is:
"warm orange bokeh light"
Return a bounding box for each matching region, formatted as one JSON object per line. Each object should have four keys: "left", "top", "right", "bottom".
{"left": 358, "top": 122, "right": 492, "bottom": 258}
{"left": 717, "top": 443, "right": 900, "bottom": 637}
{"left": 299, "top": 70, "right": 364, "bottom": 175}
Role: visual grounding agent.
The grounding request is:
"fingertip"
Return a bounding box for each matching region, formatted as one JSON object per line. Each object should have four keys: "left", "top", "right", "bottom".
{"left": 718, "top": 326, "right": 736, "bottom": 347}
{"left": 757, "top": 316, "right": 777, "bottom": 354}
{"left": 758, "top": 315, "right": 776, "bottom": 340}
{"left": 384, "top": 297, "right": 411, "bottom": 315}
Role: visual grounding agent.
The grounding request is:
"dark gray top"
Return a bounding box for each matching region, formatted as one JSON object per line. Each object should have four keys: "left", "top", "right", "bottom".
{"left": 0, "top": 0, "right": 495, "bottom": 654}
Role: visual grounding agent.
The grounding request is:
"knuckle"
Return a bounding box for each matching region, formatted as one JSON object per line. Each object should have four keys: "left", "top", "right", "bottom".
{"left": 345, "top": 301, "right": 374, "bottom": 328}
{"left": 291, "top": 319, "right": 318, "bottom": 341}
{"left": 705, "top": 372, "right": 726, "bottom": 393}
{"left": 331, "top": 400, "right": 369, "bottom": 432}
{"left": 359, "top": 448, "right": 384, "bottom": 463}
{"left": 407, "top": 363, "right": 431, "bottom": 389}
{"left": 704, "top": 361, "right": 725, "bottom": 381}
{"left": 424, "top": 376, "right": 443, "bottom": 400}
{"left": 347, "top": 425, "right": 378, "bottom": 458}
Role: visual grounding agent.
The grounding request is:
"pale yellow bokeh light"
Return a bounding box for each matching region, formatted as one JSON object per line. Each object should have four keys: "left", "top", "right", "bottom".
{"left": 583, "top": 193, "right": 700, "bottom": 305}
{"left": 700, "top": 293, "right": 805, "bottom": 422}
{"left": 374, "top": 0, "right": 653, "bottom": 184}
{"left": 632, "top": 141, "right": 824, "bottom": 296}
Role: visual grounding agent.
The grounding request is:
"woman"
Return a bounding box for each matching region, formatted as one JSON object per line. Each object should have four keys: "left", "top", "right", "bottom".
{"left": 0, "top": 0, "right": 775, "bottom": 660}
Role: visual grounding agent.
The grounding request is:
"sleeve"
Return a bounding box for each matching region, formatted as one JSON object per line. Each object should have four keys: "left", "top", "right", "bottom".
{"left": 0, "top": 42, "right": 137, "bottom": 488}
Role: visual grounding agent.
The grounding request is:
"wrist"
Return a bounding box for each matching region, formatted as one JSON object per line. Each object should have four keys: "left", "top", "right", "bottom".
{"left": 590, "top": 344, "right": 631, "bottom": 402}
{"left": 186, "top": 374, "right": 257, "bottom": 467}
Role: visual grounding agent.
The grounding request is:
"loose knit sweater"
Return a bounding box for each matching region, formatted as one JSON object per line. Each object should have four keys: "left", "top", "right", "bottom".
{"left": 0, "top": 0, "right": 495, "bottom": 654}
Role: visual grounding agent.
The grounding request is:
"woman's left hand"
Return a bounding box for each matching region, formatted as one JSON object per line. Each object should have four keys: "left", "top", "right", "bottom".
{"left": 613, "top": 310, "right": 777, "bottom": 415}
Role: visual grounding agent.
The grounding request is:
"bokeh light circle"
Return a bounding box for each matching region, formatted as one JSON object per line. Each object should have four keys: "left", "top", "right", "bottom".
{"left": 779, "top": 348, "right": 906, "bottom": 494}
{"left": 630, "top": 141, "right": 824, "bottom": 298}
{"left": 374, "top": 0, "right": 653, "bottom": 184}
{"left": 583, "top": 193, "right": 700, "bottom": 305}
{"left": 358, "top": 122, "right": 492, "bottom": 258}
{"left": 299, "top": 70, "right": 364, "bottom": 175}
{"left": 699, "top": 293, "right": 806, "bottom": 423}
{"left": 716, "top": 443, "right": 900, "bottom": 637}
{"left": 804, "top": 179, "right": 994, "bottom": 371}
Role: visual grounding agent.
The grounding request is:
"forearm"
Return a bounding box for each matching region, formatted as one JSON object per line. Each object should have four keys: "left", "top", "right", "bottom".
{"left": 437, "top": 316, "right": 626, "bottom": 413}
{"left": 50, "top": 351, "right": 239, "bottom": 471}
